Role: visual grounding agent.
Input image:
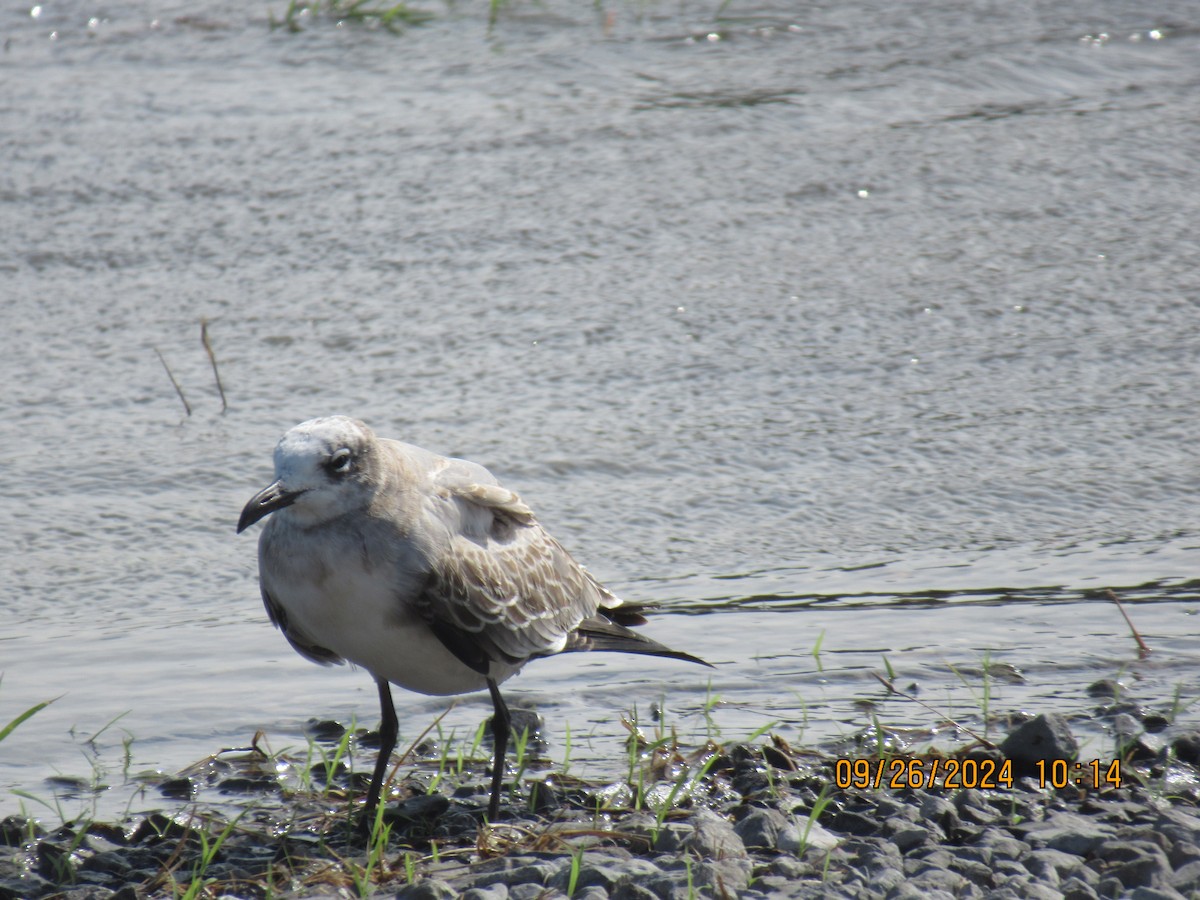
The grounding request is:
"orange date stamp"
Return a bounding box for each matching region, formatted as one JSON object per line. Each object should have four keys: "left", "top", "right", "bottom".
{"left": 833, "top": 757, "right": 1123, "bottom": 790}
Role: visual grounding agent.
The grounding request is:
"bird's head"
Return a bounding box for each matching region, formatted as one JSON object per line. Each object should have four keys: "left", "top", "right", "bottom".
{"left": 237, "top": 416, "right": 379, "bottom": 533}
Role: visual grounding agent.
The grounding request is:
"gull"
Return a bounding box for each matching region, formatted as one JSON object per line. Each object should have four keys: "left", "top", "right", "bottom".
{"left": 237, "top": 416, "right": 710, "bottom": 823}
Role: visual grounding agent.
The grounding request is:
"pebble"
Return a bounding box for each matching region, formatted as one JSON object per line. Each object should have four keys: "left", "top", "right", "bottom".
{"left": 7, "top": 709, "right": 1200, "bottom": 900}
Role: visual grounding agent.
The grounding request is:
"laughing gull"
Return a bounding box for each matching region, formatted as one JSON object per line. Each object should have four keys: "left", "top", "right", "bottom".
{"left": 237, "top": 416, "right": 710, "bottom": 823}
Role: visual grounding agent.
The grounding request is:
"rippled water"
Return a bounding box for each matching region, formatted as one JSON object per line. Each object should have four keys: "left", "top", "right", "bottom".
{"left": 3, "top": 0, "right": 1200, "bottom": 819}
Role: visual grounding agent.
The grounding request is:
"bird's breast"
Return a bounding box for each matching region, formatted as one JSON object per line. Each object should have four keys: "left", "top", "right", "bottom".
{"left": 260, "top": 518, "right": 510, "bottom": 696}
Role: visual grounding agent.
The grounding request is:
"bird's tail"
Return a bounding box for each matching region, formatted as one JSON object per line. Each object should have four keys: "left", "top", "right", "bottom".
{"left": 564, "top": 607, "right": 713, "bottom": 668}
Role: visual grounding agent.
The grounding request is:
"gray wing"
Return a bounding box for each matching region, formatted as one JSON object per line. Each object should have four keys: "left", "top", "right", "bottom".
{"left": 412, "top": 471, "right": 616, "bottom": 674}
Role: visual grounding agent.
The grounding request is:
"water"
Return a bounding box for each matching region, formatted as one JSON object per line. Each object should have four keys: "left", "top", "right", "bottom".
{"left": 2, "top": 0, "right": 1200, "bottom": 819}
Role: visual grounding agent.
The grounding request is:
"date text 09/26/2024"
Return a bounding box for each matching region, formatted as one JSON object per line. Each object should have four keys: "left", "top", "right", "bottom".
{"left": 834, "top": 757, "right": 1123, "bottom": 791}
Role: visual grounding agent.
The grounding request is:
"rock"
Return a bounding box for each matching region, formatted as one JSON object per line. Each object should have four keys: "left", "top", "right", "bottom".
{"left": 734, "top": 807, "right": 793, "bottom": 851}
{"left": 827, "top": 808, "right": 878, "bottom": 835}
{"left": 651, "top": 823, "right": 693, "bottom": 854}
{"left": 303, "top": 718, "right": 346, "bottom": 742}
{"left": 1087, "top": 679, "right": 1121, "bottom": 699}
{"left": 1000, "top": 713, "right": 1079, "bottom": 775}
{"left": 546, "top": 857, "right": 662, "bottom": 893}
{"left": 382, "top": 793, "right": 450, "bottom": 824}
{"left": 461, "top": 886, "right": 510, "bottom": 900}
{"left": 1009, "top": 881, "right": 1071, "bottom": 900}
{"left": 683, "top": 810, "right": 746, "bottom": 860}
{"left": 1060, "top": 876, "right": 1101, "bottom": 899}
{"left": 1108, "top": 852, "right": 1172, "bottom": 890}
{"left": 1014, "top": 811, "right": 1114, "bottom": 856}
{"left": 470, "top": 859, "right": 561, "bottom": 889}
{"left": 884, "top": 818, "right": 931, "bottom": 854}
{"left": 975, "top": 829, "right": 1031, "bottom": 861}
{"left": 609, "top": 884, "right": 659, "bottom": 900}
{"left": 918, "top": 794, "right": 959, "bottom": 832}
{"left": 692, "top": 858, "right": 753, "bottom": 895}
{"left": 395, "top": 879, "right": 461, "bottom": 899}
{"left": 1025, "top": 847, "right": 1087, "bottom": 885}
{"left": 1171, "top": 859, "right": 1200, "bottom": 892}
{"left": 793, "top": 819, "right": 839, "bottom": 853}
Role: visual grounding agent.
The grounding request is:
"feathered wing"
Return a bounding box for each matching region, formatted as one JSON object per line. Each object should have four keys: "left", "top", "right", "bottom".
{"left": 412, "top": 470, "right": 710, "bottom": 675}
{"left": 414, "top": 487, "right": 605, "bottom": 673}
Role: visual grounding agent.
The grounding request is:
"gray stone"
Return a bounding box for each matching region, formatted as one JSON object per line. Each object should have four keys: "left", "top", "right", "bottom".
{"left": 1000, "top": 713, "right": 1079, "bottom": 771}
{"left": 461, "top": 886, "right": 509, "bottom": 900}
{"left": 793, "top": 820, "right": 839, "bottom": 854}
{"left": 903, "top": 863, "right": 977, "bottom": 896}
{"left": 1060, "top": 877, "right": 1100, "bottom": 900}
{"left": 769, "top": 855, "right": 806, "bottom": 878}
{"left": 650, "top": 823, "right": 693, "bottom": 854}
{"left": 547, "top": 858, "right": 662, "bottom": 893}
{"left": 904, "top": 848, "right": 955, "bottom": 873}
{"left": 734, "top": 808, "right": 793, "bottom": 850}
{"left": 977, "top": 830, "right": 1032, "bottom": 860}
{"left": 395, "top": 879, "right": 459, "bottom": 900}
{"left": 884, "top": 817, "right": 931, "bottom": 853}
{"left": 885, "top": 883, "right": 958, "bottom": 900}
{"left": 1127, "top": 889, "right": 1185, "bottom": 900}
{"left": 863, "top": 868, "right": 907, "bottom": 894}
{"left": 1027, "top": 847, "right": 1087, "bottom": 883}
{"left": 1171, "top": 859, "right": 1200, "bottom": 892}
{"left": 693, "top": 858, "right": 752, "bottom": 895}
{"left": 1171, "top": 731, "right": 1200, "bottom": 766}
{"left": 1005, "top": 880, "right": 1068, "bottom": 900}
{"left": 992, "top": 859, "right": 1032, "bottom": 879}
{"left": 1112, "top": 854, "right": 1171, "bottom": 890}
{"left": 948, "top": 855, "right": 996, "bottom": 887}
{"left": 918, "top": 794, "right": 959, "bottom": 830}
{"left": 683, "top": 810, "right": 746, "bottom": 860}
{"left": 1018, "top": 812, "right": 1115, "bottom": 856}
{"left": 471, "top": 862, "right": 560, "bottom": 889}
{"left": 609, "top": 884, "right": 658, "bottom": 900}
{"left": 507, "top": 887, "right": 549, "bottom": 900}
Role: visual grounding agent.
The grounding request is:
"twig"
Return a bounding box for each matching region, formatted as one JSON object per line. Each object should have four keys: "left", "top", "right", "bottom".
{"left": 1106, "top": 588, "right": 1150, "bottom": 657}
{"left": 200, "top": 319, "right": 228, "bottom": 413}
{"left": 871, "top": 671, "right": 997, "bottom": 749}
{"left": 154, "top": 348, "right": 192, "bottom": 416}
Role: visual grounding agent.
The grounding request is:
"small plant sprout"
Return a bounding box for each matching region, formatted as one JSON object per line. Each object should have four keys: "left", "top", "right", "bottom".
{"left": 0, "top": 685, "right": 57, "bottom": 745}
{"left": 797, "top": 782, "right": 834, "bottom": 855}
{"left": 270, "top": 0, "right": 433, "bottom": 35}
{"left": 566, "top": 843, "right": 584, "bottom": 896}
{"left": 561, "top": 720, "right": 573, "bottom": 776}
{"left": 947, "top": 655, "right": 993, "bottom": 739}
{"left": 509, "top": 725, "right": 532, "bottom": 801}
{"left": 350, "top": 815, "right": 393, "bottom": 898}
{"left": 811, "top": 629, "right": 826, "bottom": 673}
{"left": 179, "top": 809, "right": 249, "bottom": 900}
{"left": 702, "top": 679, "right": 722, "bottom": 739}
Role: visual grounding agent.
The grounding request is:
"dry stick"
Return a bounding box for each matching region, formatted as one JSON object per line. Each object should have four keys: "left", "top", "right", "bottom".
{"left": 1106, "top": 588, "right": 1151, "bottom": 657}
{"left": 200, "top": 319, "right": 228, "bottom": 413}
{"left": 155, "top": 348, "right": 192, "bottom": 416}
{"left": 871, "top": 671, "right": 997, "bottom": 749}
{"left": 383, "top": 702, "right": 458, "bottom": 798}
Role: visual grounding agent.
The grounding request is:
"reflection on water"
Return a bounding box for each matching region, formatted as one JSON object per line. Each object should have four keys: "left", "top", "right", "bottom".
{"left": 2, "top": 0, "right": 1199, "bottom": 817}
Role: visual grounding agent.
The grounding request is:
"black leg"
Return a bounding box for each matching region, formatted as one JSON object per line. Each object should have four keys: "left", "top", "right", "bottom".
{"left": 486, "top": 677, "right": 510, "bottom": 821}
{"left": 364, "top": 677, "right": 398, "bottom": 826}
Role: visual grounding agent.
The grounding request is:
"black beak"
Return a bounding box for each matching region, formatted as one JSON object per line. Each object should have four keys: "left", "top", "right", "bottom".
{"left": 237, "top": 481, "right": 303, "bottom": 533}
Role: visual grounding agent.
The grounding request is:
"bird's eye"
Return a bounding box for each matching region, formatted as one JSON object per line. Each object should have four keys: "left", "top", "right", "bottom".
{"left": 326, "top": 448, "right": 353, "bottom": 475}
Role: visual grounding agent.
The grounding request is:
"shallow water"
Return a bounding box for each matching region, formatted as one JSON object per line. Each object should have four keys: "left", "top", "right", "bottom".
{"left": 2, "top": 0, "right": 1200, "bottom": 820}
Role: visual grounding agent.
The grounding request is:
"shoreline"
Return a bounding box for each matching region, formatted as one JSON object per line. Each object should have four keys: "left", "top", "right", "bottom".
{"left": 5, "top": 705, "right": 1200, "bottom": 899}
